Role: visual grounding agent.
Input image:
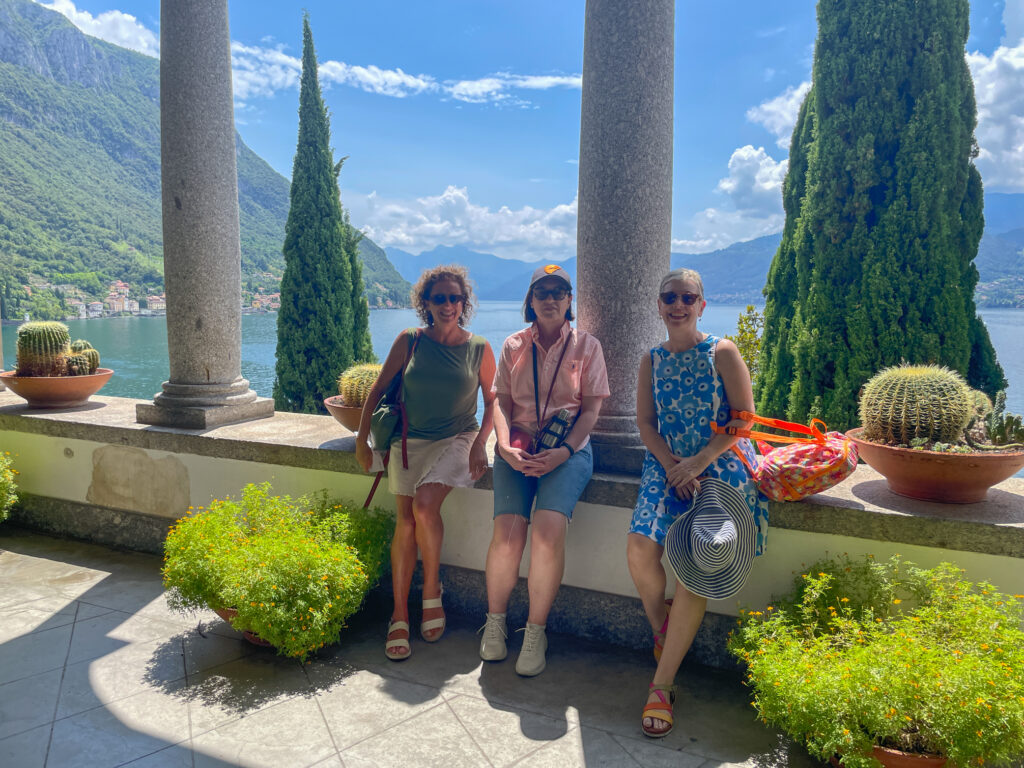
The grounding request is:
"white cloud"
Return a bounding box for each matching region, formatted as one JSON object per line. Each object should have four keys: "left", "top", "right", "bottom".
{"left": 968, "top": 40, "right": 1024, "bottom": 191}
{"left": 34, "top": 2, "right": 577, "bottom": 108}
{"left": 348, "top": 185, "right": 578, "bottom": 262}
{"left": 230, "top": 43, "right": 300, "bottom": 101}
{"left": 672, "top": 209, "right": 785, "bottom": 254}
{"left": 1003, "top": 2, "right": 1023, "bottom": 46}
{"left": 671, "top": 146, "right": 786, "bottom": 253}
{"left": 445, "top": 73, "right": 581, "bottom": 105}
{"left": 230, "top": 43, "right": 437, "bottom": 102}
{"left": 319, "top": 61, "right": 437, "bottom": 98}
{"left": 746, "top": 80, "right": 811, "bottom": 148}
{"left": 716, "top": 145, "right": 787, "bottom": 216}
{"left": 36, "top": 0, "right": 158, "bottom": 57}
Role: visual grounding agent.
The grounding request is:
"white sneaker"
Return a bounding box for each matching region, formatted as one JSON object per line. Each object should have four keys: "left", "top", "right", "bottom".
{"left": 515, "top": 623, "right": 547, "bottom": 677}
{"left": 479, "top": 613, "right": 508, "bottom": 661}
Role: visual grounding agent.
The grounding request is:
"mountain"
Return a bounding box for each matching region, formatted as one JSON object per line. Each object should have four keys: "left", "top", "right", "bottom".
{"left": 357, "top": 237, "right": 412, "bottom": 308}
{"left": 0, "top": 0, "right": 409, "bottom": 317}
{"left": 386, "top": 244, "right": 575, "bottom": 301}
{"left": 983, "top": 193, "right": 1024, "bottom": 237}
{"left": 671, "top": 234, "right": 783, "bottom": 303}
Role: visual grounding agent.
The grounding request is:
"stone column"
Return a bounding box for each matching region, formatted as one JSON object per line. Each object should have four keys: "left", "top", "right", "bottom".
{"left": 576, "top": 0, "right": 674, "bottom": 473}
{"left": 137, "top": 0, "right": 272, "bottom": 429}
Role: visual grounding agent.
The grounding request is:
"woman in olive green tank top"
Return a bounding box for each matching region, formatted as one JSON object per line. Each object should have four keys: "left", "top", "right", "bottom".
{"left": 356, "top": 265, "right": 496, "bottom": 661}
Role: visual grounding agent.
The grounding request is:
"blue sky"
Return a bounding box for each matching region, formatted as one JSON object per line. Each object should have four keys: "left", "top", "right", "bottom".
{"left": 36, "top": 0, "right": 1024, "bottom": 261}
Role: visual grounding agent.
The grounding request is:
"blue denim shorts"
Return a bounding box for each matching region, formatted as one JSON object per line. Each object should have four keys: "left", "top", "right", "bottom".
{"left": 492, "top": 442, "right": 593, "bottom": 521}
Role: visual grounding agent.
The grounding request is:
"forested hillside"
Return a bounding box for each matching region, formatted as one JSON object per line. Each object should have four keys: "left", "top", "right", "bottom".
{"left": 0, "top": 0, "right": 409, "bottom": 319}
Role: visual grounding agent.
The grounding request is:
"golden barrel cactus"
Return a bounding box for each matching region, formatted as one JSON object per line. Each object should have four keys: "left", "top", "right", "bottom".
{"left": 337, "top": 363, "right": 382, "bottom": 407}
{"left": 859, "top": 364, "right": 971, "bottom": 445}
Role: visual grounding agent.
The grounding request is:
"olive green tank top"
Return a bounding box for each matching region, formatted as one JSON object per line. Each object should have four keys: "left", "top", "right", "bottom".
{"left": 400, "top": 329, "right": 485, "bottom": 441}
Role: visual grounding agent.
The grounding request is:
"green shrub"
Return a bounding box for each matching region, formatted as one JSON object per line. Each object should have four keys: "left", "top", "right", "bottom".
{"left": 729, "top": 554, "right": 1024, "bottom": 767}
{"left": 0, "top": 452, "right": 17, "bottom": 523}
{"left": 162, "top": 482, "right": 394, "bottom": 661}
{"left": 724, "top": 305, "right": 764, "bottom": 381}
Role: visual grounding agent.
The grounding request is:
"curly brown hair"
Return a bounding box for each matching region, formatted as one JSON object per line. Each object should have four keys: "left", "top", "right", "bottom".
{"left": 410, "top": 264, "right": 476, "bottom": 327}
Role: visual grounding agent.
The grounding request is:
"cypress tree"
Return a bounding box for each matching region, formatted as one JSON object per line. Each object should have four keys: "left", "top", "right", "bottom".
{"left": 755, "top": 0, "right": 1005, "bottom": 431}
{"left": 341, "top": 192, "right": 374, "bottom": 363}
{"left": 274, "top": 15, "right": 372, "bottom": 413}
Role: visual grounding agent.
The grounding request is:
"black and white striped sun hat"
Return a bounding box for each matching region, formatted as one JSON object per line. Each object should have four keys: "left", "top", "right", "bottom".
{"left": 665, "top": 477, "right": 756, "bottom": 600}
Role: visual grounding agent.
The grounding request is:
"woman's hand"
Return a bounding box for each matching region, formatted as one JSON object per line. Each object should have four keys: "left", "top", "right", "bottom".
{"left": 519, "top": 446, "right": 569, "bottom": 477}
{"left": 665, "top": 453, "right": 708, "bottom": 491}
{"left": 355, "top": 437, "right": 374, "bottom": 473}
{"left": 499, "top": 443, "right": 534, "bottom": 473}
{"left": 469, "top": 438, "right": 489, "bottom": 480}
{"left": 673, "top": 477, "right": 702, "bottom": 500}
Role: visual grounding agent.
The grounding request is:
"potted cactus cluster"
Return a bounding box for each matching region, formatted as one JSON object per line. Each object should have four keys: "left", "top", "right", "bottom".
{"left": 847, "top": 364, "right": 1024, "bottom": 502}
{"left": 0, "top": 321, "right": 112, "bottom": 408}
{"left": 324, "top": 363, "right": 382, "bottom": 431}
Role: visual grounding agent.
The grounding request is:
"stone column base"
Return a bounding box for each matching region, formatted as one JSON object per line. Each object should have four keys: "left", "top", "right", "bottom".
{"left": 136, "top": 377, "right": 274, "bottom": 428}
{"left": 589, "top": 413, "right": 646, "bottom": 474}
{"left": 136, "top": 398, "right": 274, "bottom": 429}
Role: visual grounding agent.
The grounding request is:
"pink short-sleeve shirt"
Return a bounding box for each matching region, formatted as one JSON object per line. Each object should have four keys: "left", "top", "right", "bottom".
{"left": 492, "top": 322, "right": 610, "bottom": 442}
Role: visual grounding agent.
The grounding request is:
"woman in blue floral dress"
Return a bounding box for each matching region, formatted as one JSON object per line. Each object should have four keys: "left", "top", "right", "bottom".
{"left": 627, "top": 268, "right": 768, "bottom": 738}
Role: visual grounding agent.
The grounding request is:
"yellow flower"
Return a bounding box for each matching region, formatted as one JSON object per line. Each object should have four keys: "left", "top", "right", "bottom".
{"left": 893, "top": 598, "right": 902, "bottom": 604}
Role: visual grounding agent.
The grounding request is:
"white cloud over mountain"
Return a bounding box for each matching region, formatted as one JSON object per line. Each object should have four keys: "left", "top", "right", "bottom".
{"left": 35, "top": 1, "right": 579, "bottom": 108}
{"left": 37, "top": 0, "right": 157, "bottom": 57}
{"left": 350, "top": 186, "right": 578, "bottom": 262}
{"left": 672, "top": 146, "right": 787, "bottom": 253}
{"left": 968, "top": 40, "right": 1024, "bottom": 191}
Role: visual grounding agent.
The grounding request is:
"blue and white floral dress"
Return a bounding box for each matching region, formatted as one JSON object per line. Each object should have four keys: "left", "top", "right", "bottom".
{"left": 629, "top": 335, "right": 769, "bottom": 554}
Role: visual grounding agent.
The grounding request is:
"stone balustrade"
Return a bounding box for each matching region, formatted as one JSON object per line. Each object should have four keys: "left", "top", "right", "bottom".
{"left": 2, "top": 390, "right": 1021, "bottom": 668}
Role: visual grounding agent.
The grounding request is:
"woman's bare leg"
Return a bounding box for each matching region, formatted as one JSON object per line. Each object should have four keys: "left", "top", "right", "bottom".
{"left": 485, "top": 514, "right": 528, "bottom": 614}
{"left": 387, "top": 495, "right": 417, "bottom": 657}
{"left": 412, "top": 482, "right": 451, "bottom": 639}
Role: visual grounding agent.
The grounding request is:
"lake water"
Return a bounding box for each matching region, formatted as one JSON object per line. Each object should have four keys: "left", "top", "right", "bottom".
{"left": 2, "top": 302, "right": 1022, "bottom": 418}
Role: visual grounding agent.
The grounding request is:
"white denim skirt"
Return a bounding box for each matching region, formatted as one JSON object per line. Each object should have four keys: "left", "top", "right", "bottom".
{"left": 388, "top": 431, "right": 478, "bottom": 497}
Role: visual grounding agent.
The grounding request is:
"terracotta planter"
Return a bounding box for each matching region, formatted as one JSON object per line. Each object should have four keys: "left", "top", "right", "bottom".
{"left": 846, "top": 427, "right": 1024, "bottom": 503}
{"left": 831, "top": 746, "right": 947, "bottom": 767}
{"left": 0, "top": 368, "right": 113, "bottom": 408}
{"left": 323, "top": 395, "right": 363, "bottom": 431}
{"left": 211, "top": 607, "right": 274, "bottom": 648}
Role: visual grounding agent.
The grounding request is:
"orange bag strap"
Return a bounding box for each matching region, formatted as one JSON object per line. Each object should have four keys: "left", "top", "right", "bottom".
{"left": 711, "top": 409, "right": 828, "bottom": 445}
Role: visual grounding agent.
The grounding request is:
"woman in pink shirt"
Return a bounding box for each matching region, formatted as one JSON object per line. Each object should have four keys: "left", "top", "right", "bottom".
{"left": 479, "top": 265, "right": 610, "bottom": 677}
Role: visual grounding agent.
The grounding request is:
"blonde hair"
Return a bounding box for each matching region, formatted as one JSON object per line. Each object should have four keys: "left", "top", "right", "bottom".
{"left": 658, "top": 268, "right": 704, "bottom": 298}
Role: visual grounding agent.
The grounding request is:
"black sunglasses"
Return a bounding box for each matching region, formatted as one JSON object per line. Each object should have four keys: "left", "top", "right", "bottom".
{"left": 659, "top": 291, "right": 701, "bottom": 306}
{"left": 428, "top": 293, "right": 465, "bottom": 306}
{"left": 532, "top": 287, "right": 570, "bottom": 301}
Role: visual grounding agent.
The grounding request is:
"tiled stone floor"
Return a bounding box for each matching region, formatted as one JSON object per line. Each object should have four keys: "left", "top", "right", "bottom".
{"left": 0, "top": 528, "right": 821, "bottom": 768}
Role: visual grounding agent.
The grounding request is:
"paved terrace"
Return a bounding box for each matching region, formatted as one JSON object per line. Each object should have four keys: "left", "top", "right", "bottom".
{"left": 0, "top": 528, "right": 820, "bottom": 768}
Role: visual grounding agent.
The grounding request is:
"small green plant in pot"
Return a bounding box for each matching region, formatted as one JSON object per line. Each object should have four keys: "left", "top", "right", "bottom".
{"left": 0, "top": 451, "right": 17, "bottom": 524}
{"left": 0, "top": 323, "right": 111, "bottom": 407}
{"left": 162, "top": 482, "right": 394, "bottom": 661}
{"left": 325, "top": 362, "right": 382, "bottom": 430}
{"left": 847, "top": 364, "right": 1024, "bottom": 502}
{"left": 729, "top": 554, "right": 1024, "bottom": 767}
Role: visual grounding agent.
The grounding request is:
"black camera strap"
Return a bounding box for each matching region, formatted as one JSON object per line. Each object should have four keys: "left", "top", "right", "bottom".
{"left": 532, "top": 333, "right": 571, "bottom": 432}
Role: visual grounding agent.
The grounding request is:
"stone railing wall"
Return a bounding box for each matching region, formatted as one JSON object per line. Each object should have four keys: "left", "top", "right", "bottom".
{"left": 2, "top": 391, "right": 1021, "bottom": 668}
